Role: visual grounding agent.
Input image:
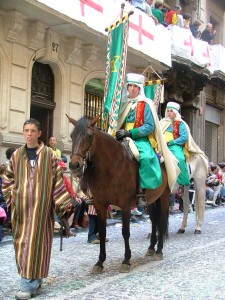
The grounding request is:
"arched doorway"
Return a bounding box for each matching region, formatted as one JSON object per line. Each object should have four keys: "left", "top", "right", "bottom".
{"left": 30, "top": 62, "right": 55, "bottom": 144}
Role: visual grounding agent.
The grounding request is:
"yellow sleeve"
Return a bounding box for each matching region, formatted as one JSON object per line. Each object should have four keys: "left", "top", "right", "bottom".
{"left": 172, "top": 13, "right": 177, "bottom": 25}
{"left": 54, "top": 148, "right": 62, "bottom": 159}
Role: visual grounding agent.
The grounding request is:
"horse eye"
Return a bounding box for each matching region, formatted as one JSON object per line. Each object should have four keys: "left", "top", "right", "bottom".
{"left": 87, "top": 132, "right": 93, "bottom": 139}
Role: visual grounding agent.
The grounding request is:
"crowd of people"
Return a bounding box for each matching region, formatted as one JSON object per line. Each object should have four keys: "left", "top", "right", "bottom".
{"left": 125, "top": 0, "right": 217, "bottom": 44}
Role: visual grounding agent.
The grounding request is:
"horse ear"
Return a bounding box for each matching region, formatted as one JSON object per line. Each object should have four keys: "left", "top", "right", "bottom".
{"left": 66, "top": 114, "right": 76, "bottom": 126}
{"left": 89, "top": 116, "right": 100, "bottom": 127}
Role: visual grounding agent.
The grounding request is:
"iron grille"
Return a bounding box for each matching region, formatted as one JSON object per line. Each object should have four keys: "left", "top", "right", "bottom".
{"left": 205, "top": 121, "right": 218, "bottom": 163}
{"left": 84, "top": 92, "right": 104, "bottom": 129}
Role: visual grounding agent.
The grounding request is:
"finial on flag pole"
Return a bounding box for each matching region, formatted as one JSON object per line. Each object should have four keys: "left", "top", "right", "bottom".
{"left": 120, "top": 3, "right": 125, "bottom": 18}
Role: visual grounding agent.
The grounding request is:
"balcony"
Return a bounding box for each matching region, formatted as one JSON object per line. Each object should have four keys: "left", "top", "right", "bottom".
{"left": 1, "top": 0, "right": 224, "bottom": 80}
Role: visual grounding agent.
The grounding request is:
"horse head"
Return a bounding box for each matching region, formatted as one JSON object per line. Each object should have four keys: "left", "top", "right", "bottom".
{"left": 67, "top": 114, "right": 99, "bottom": 177}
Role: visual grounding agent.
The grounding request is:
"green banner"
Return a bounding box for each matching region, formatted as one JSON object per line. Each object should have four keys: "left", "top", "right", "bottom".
{"left": 144, "top": 82, "right": 164, "bottom": 112}
{"left": 144, "top": 85, "right": 155, "bottom": 100}
{"left": 103, "top": 18, "right": 129, "bottom": 135}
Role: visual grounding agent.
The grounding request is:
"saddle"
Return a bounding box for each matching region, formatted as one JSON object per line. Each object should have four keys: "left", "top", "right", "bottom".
{"left": 121, "top": 137, "right": 140, "bottom": 164}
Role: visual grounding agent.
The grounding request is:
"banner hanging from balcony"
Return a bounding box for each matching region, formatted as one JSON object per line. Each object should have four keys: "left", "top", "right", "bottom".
{"left": 103, "top": 15, "right": 129, "bottom": 135}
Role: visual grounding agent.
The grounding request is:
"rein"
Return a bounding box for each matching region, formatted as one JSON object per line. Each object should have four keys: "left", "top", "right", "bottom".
{"left": 70, "top": 125, "right": 95, "bottom": 172}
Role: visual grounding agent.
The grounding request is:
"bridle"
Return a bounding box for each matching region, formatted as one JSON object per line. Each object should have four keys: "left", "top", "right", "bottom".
{"left": 70, "top": 125, "right": 95, "bottom": 173}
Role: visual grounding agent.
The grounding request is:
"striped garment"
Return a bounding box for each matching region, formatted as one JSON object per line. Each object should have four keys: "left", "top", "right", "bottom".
{"left": 2, "top": 142, "right": 71, "bottom": 279}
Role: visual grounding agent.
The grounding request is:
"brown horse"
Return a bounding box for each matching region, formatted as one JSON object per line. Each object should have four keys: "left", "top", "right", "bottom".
{"left": 68, "top": 115, "right": 170, "bottom": 274}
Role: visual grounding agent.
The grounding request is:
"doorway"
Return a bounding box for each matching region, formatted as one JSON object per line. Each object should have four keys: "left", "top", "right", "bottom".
{"left": 30, "top": 62, "right": 55, "bottom": 145}
{"left": 30, "top": 106, "right": 53, "bottom": 145}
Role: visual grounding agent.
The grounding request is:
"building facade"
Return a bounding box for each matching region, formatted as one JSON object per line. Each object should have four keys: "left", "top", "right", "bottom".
{"left": 0, "top": 0, "right": 225, "bottom": 164}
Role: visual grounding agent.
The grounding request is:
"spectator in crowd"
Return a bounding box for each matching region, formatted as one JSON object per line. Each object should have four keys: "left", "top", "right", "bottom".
{"left": 5, "top": 147, "right": 16, "bottom": 165}
{"left": 87, "top": 202, "right": 99, "bottom": 244}
{"left": 201, "top": 23, "right": 217, "bottom": 44}
{"left": 131, "top": 207, "right": 142, "bottom": 216}
{"left": 4, "top": 148, "right": 16, "bottom": 232}
{"left": 165, "top": 5, "right": 182, "bottom": 26}
{"left": 87, "top": 196, "right": 109, "bottom": 244}
{"left": 161, "top": 7, "right": 169, "bottom": 27}
{"left": 152, "top": 1, "right": 164, "bottom": 25}
{"left": 176, "top": 11, "right": 184, "bottom": 28}
{"left": 58, "top": 161, "right": 88, "bottom": 232}
{"left": 145, "top": 0, "right": 159, "bottom": 24}
{"left": 130, "top": 0, "right": 158, "bottom": 24}
{"left": 169, "top": 193, "right": 176, "bottom": 212}
{"left": 183, "top": 13, "right": 192, "bottom": 29}
{"left": 205, "top": 165, "right": 221, "bottom": 206}
{"left": 219, "top": 162, "right": 225, "bottom": 203}
{"left": 0, "top": 164, "right": 7, "bottom": 242}
{"left": 2, "top": 118, "right": 75, "bottom": 300}
{"left": 189, "top": 178, "right": 196, "bottom": 211}
{"left": 190, "top": 20, "right": 202, "bottom": 39}
{"left": 131, "top": 0, "right": 146, "bottom": 12}
{"left": 48, "top": 136, "right": 67, "bottom": 163}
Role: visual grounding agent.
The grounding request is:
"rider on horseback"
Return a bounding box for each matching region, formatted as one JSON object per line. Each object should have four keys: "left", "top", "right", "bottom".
{"left": 115, "top": 73, "right": 163, "bottom": 201}
{"left": 160, "top": 102, "right": 190, "bottom": 187}
{"left": 160, "top": 102, "right": 208, "bottom": 192}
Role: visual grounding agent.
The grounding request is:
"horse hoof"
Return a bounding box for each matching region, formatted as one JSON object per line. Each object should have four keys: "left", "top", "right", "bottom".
{"left": 145, "top": 249, "right": 155, "bottom": 256}
{"left": 92, "top": 265, "right": 103, "bottom": 274}
{"left": 119, "top": 264, "right": 130, "bottom": 273}
{"left": 153, "top": 253, "right": 163, "bottom": 261}
{"left": 194, "top": 229, "right": 201, "bottom": 234}
{"left": 177, "top": 229, "right": 185, "bottom": 234}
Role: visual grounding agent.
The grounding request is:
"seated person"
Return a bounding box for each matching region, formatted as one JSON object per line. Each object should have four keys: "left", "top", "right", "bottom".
{"left": 57, "top": 161, "right": 88, "bottom": 235}
{"left": 205, "top": 165, "right": 221, "bottom": 206}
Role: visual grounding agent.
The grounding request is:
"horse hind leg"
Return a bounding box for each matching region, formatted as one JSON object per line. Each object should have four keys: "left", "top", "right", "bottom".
{"left": 146, "top": 199, "right": 168, "bottom": 261}
{"left": 155, "top": 197, "right": 169, "bottom": 260}
{"left": 193, "top": 183, "right": 205, "bottom": 234}
{"left": 145, "top": 214, "right": 157, "bottom": 257}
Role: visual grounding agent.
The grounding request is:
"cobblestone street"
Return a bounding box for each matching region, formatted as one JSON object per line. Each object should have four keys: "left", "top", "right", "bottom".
{"left": 1, "top": 206, "right": 225, "bottom": 300}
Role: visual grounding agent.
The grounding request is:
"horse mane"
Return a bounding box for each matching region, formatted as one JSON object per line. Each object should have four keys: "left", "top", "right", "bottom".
{"left": 72, "top": 116, "right": 119, "bottom": 146}
{"left": 72, "top": 117, "right": 89, "bottom": 138}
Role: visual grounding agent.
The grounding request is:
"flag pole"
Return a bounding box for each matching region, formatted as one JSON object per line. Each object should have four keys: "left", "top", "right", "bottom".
{"left": 120, "top": 3, "right": 125, "bottom": 18}
{"left": 105, "top": 11, "right": 134, "bottom": 32}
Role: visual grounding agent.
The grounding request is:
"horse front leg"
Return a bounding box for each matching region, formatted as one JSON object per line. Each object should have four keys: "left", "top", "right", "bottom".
{"left": 92, "top": 212, "right": 107, "bottom": 274}
{"left": 120, "top": 210, "right": 131, "bottom": 273}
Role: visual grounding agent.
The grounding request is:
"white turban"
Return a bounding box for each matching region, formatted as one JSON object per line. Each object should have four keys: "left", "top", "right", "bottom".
{"left": 165, "top": 101, "right": 182, "bottom": 120}
{"left": 122, "top": 73, "right": 146, "bottom": 102}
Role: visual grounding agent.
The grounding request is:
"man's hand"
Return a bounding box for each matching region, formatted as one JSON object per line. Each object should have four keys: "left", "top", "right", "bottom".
{"left": 116, "top": 129, "right": 132, "bottom": 140}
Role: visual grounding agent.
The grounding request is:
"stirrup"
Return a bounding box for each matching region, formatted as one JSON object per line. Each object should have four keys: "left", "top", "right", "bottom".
{"left": 178, "top": 185, "right": 184, "bottom": 197}
{"left": 136, "top": 194, "right": 147, "bottom": 206}
{"left": 85, "top": 199, "right": 94, "bottom": 205}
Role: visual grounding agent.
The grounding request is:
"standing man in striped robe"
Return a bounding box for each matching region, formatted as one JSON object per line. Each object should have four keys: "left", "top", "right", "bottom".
{"left": 2, "top": 118, "right": 74, "bottom": 300}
